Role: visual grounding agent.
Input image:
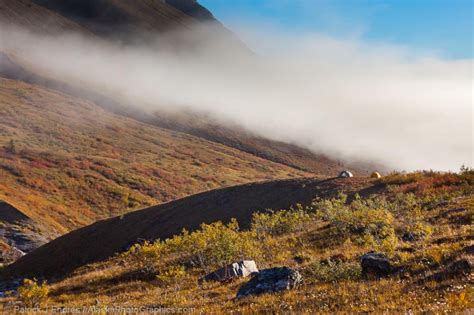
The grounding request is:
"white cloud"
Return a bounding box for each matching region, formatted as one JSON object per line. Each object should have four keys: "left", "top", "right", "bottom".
{"left": 1, "top": 23, "right": 472, "bottom": 171}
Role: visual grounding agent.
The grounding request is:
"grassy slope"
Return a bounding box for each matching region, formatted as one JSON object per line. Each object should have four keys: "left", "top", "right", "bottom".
{"left": 3, "top": 176, "right": 368, "bottom": 279}
{"left": 0, "top": 0, "right": 370, "bottom": 177}
{"left": 143, "top": 111, "right": 371, "bottom": 176}
{"left": 2, "top": 172, "right": 472, "bottom": 313}
{"left": 0, "top": 78, "right": 308, "bottom": 235}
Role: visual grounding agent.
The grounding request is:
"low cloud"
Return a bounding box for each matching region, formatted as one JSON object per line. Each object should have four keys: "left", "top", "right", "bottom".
{"left": 0, "top": 23, "right": 471, "bottom": 171}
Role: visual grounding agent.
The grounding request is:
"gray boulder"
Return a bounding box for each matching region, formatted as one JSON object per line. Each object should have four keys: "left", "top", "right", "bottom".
{"left": 201, "top": 260, "right": 258, "bottom": 283}
{"left": 237, "top": 267, "right": 303, "bottom": 298}
{"left": 0, "top": 246, "right": 25, "bottom": 264}
{"left": 360, "top": 252, "right": 392, "bottom": 277}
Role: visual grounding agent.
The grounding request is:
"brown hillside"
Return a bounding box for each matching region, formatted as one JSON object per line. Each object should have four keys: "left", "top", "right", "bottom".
{"left": 0, "top": 78, "right": 308, "bottom": 235}
{"left": 0, "top": 201, "right": 49, "bottom": 258}
{"left": 0, "top": 0, "right": 92, "bottom": 35}
{"left": 4, "top": 172, "right": 469, "bottom": 313}
{"left": 145, "top": 111, "right": 375, "bottom": 175}
{"left": 0, "top": 0, "right": 372, "bottom": 176}
{"left": 3, "top": 177, "right": 373, "bottom": 279}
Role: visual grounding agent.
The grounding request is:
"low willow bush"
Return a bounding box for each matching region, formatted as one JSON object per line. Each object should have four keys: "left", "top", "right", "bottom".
{"left": 307, "top": 258, "right": 361, "bottom": 282}
{"left": 123, "top": 219, "right": 262, "bottom": 274}
{"left": 312, "top": 194, "right": 398, "bottom": 252}
{"left": 167, "top": 219, "right": 261, "bottom": 273}
{"left": 156, "top": 265, "right": 188, "bottom": 290}
{"left": 251, "top": 206, "right": 311, "bottom": 239}
{"left": 18, "top": 278, "right": 49, "bottom": 307}
{"left": 123, "top": 189, "right": 445, "bottom": 275}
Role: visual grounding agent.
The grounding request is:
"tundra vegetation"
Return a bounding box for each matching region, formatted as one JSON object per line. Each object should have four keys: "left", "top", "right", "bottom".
{"left": 2, "top": 170, "right": 473, "bottom": 313}
{"left": 0, "top": 79, "right": 308, "bottom": 235}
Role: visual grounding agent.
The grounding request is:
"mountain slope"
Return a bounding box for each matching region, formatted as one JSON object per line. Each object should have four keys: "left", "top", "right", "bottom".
{"left": 30, "top": 0, "right": 195, "bottom": 36}
{"left": 144, "top": 111, "right": 373, "bottom": 175}
{"left": 0, "top": 201, "right": 49, "bottom": 264}
{"left": 0, "top": 0, "right": 91, "bottom": 34}
{"left": 3, "top": 177, "right": 374, "bottom": 279}
{"left": 0, "top": 0, "right": 372, "bottom": 177}
{"left": 0, "top": 78, "right": 308, "bottom": 235}
{"left": 30, "top": 0, "right": 247, "bottom": 52}
{"left": 4, "top": 172, "right": 469, "bottom": 313}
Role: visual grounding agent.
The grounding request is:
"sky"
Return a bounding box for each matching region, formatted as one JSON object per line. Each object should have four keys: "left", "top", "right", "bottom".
{"left": 200, "top": 0, "right": 473, "bottom": 59}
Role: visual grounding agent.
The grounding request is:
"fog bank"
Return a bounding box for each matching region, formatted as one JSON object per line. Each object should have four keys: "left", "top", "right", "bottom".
{"left": 0, "top": 23, "right": 472, "bottom": 171}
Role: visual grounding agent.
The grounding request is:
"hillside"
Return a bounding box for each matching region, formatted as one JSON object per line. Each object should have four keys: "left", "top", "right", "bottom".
{"left": 0, "top": 0, "right": 91, "bottom": 34}
{"left": 0, "top": 201, "right": 49, "bottom": 264}
{"left": 0, "top": 1, "right": 469, "bottom": 313}
{"left": 0, "top": 0, "right": 371, "bottom": 177}
{"left": 3, "top": 176, "right": 371, "bottom": 279}
{"left": 28, "top": 0, "right": 246, "bottom": 52}
{"left": 29, "top": 0, "right": 194, "bottom": 36}
{"left": 1, "top": 171, "right": 472, "bottom": 313}
{"left": 144, "top": 111, "right": 375, "bottom": 175}
{"left": 0, "top": 78, "right": 308, "bottom": 236}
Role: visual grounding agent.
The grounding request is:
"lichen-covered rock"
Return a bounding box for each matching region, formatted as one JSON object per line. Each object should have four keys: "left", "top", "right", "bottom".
{"left": 237, "top": 267, "right": 302, "bottom": 298}
{"left": 201, "top": 260, "right": 258, "bottom": 283}
{"left": 360, "top": 252, "right": 392, "bottom": 277}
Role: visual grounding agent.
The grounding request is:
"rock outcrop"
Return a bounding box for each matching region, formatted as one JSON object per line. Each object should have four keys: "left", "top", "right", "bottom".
{"left": 201, "top": 260, "right": 258, "bottom": 283}
{"left": 237, "top": 267, "right": 303, "bottom": 298}
{"left": 360, "top": 252, "right": 392, "bottom": 278}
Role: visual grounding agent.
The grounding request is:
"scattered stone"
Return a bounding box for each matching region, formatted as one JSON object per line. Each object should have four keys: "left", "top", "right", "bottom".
{"left": 360, "top": 252, "right": 392, "bottom": 278}
{"left": 338, "top": 170, "right": 354, "bottom": 178}
{"left": 237, "top": 267, "right": 303, "bottom": 298}
{"left": 200, "top": 260, "right": 258, "bottom": 283}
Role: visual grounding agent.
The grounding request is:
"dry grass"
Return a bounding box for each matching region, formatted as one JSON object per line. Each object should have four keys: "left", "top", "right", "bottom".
{"left": 2, "top": 171, "right": 471, "bottom": 313}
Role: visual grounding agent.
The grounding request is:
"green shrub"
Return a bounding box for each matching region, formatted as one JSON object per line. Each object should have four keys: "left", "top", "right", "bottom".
{"left": 157, "top": 265, "right": 186, "bottom": 283}
{"left": 18, "top": 278, "right": 49, "bottom": 307}
{"left": 6, "top": 139, "right": 17, "bottom": 154}
{"left": 313, "top": 194, "right": 398, "bottom": 252}
{"left": 307, "top": 259, "right": 361, "bottom": 282}
{"left": 403, "top": 221, "right": 433, "bottom": 241}
{"left": 167, "top": 219, "right": 261, "bottom": 272}
{"left": 156, "top": 265, "right": 187, "bottom": 290}
{"left": 251, "top": 207, "right": 311, "bottom": 238}
{"left": 124, "top": 219, "right": 261, "bottom": 274}
{"left": 122, "top": 241, "right": 163, "bottom": 274}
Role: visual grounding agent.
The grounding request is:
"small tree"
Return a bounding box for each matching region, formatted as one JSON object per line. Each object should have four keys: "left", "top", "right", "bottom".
{"left": 6, "top": 139, "right": 17, "bottom": 154}
{"left": 18, "top": 278, "right": 49, "bottom": 307}
{"left": 169, "top": 219, "right": 260, "bottom": 272}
